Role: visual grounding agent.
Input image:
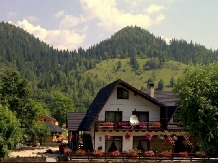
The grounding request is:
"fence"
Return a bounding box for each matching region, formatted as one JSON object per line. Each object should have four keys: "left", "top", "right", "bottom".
{"left": 68, "top": 151, "right": 218, "bottom": 162}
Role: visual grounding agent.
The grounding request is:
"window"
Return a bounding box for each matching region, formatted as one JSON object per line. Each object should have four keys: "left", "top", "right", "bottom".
{"left": 133, "top": 136, "right": 149, "bottom": 151}
{"left": 132, "top": 111, "right": 149, "bottom": 122}
{"left": 117, "top": 87, "right": 129, "bottom": 99}
{"left": 105, "top": 111, "right": 122, "bottom": 122}
{"left": 106, "top": 136, "right": 122, "bottom": 152}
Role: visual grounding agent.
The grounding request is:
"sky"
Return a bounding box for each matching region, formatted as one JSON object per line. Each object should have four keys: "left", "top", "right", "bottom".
{"left": 0, "top": 0, "right": 218, "bottom": 51}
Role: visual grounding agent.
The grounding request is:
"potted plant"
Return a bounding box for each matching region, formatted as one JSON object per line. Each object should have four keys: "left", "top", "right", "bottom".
{"left": 126, "top": 149, "right": 138, "bottom": 157}
{"left": 111, "top": 150, "right": 120, "bottom": 157}
{"left": 144, "top": 150, "right": 154, "bottom": 157}
{"left": 118, "top": 122, "right": 128, "bottom": 127}
{"left": 105, "top": 133, "right": 112, "bottom": 140}
{"left": 160, "top": 150, "right": 171, "bottom": 157}
{"left": 138, "top": 122, "right": 146, "bottom": 127}
{"left": 196, "top": 151, "right": 206, "bottom": 157}
{"left": 145, "top": 133, "right": 153, "bottom": 141}
{"left": 179, "top": 151, "right": 188, "bottom": 157}
{"left": 103, "top": 122, "right": 114, "bottom": 126}
{"left": 93, "top": 149, "right": 103, "bottom": 157}
{"left": 124, "top": 133, "right": 131, "bottom": 140}
{"left": 152, "top": 122, "right": 161, "bottom": 127}
{"left": 76, "top": 149, "right": 86, "bottom": 155}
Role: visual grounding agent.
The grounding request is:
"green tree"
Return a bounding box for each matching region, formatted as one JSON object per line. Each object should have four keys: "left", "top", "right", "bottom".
{"left": 0, "top": 69, "right": 39, "bottom": 131}
{"left": 173, "top": 63, "right": 218, "bottom": 155}
{"left": 157, "top": 79, "right": 164, "bottom": 90}
{"left": 0, "top": 105, "right": 23, "bottom": 160}
{"left": 27, "top": 121, "right": 50, "bottom": 144}
{"left": 48, "top": 92, "right": 74, "bottom": 127}
{"left": 169, "top": 76, "right": 175, "bottom": 87}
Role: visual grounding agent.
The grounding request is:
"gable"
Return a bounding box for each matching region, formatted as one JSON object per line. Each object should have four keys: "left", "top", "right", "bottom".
{"left": 78, "top": 79, "right": 166, "bottom": 131}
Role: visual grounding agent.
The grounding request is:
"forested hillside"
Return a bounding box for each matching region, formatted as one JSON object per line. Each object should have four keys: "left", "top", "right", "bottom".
{"left": 0, "top": 22, "right": 218, "bottom": 111}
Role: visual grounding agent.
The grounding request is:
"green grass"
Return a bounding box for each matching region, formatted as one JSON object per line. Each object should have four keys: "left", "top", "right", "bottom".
{"left": 84, "top": 58, "right": 187, "bottom": 91}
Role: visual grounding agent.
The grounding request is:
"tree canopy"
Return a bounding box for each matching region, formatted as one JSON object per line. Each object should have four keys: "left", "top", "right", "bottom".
{"left": 173, "top": 63, "right": 218, "bottom": 154}
{"left": 0, "top": 105, "right": 23, "bottom": 160}
{"left": 48, "top": 92, "right": 74, "bottom": 127}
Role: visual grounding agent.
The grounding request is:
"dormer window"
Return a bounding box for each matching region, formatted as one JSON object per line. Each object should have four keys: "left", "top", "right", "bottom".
{"left": 117, "top": 87, "right": 129, "bottom": 99}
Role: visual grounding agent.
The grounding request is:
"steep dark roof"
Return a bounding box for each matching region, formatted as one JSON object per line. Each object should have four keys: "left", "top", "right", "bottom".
{"left": 78, "top": 79, "right": 167, "bottom": 131}
{"left": 44, "top": 121, "right": 64, "bottom": 133}
{"left": 66, "top": 112, "right": 86, "bottom": 131}
{"left": 142, "top": 90, "right": 177, "bottom": 106}
{"left": 143, "top": 90, "right": 178, "bottom": 124}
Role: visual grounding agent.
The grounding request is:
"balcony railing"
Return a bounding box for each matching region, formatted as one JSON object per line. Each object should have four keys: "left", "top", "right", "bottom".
{"left": 95, "top": 121, "right": 163, "bottom": 131}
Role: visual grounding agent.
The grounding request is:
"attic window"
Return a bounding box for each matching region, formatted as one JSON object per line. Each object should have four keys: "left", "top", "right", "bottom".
{"left": 117, "top": 87, "right": 129, "bottom": 99}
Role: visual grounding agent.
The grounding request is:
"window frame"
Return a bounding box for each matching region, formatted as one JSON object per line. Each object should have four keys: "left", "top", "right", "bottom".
{"left": 105, "top": 111, "right": 122, "bottom": 122}
{"left": 105, "top": 136, "right": 123, "bottom": 152}
{"left": 132, "top": 111, "right": 149, "bottom": 122}
{"left": 117, "top": 87, "right": 129, "bottom": 99}
{"left": 133, "top": 136, "right": 150, "bottom": 151}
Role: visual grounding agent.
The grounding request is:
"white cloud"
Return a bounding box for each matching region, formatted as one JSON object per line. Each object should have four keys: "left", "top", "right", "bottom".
{"left": 80, "top": 0, "right": 165, "bottom": 31}
{"left": 59, "top": 15, "right": 86, "bottom": 30}
{"left": 8, "top": 12, "right": 17, "bottom": 17}
{"left": 23, "top": 15, "right": 38, "bottom": 22}
{"left": 144, "top": 4, "right": 164, "bottom": 14}
{"left": 161, "top": 36, "right": 171, "bottom": 45}
{"left": 14, "top": 19, "right": 86, "bottom": 50}
{"left": 55, "top": 11, "right": 64, "bottom": 18}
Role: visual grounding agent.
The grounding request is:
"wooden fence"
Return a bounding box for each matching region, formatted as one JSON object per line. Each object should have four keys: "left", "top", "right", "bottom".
{"left": 68, "top": 152, "right": 218, "bottom": 162}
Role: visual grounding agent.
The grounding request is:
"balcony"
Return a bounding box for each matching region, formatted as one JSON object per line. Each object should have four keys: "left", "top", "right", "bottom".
{"left": 95, "top": 121, "right": 164, "bottom": 132}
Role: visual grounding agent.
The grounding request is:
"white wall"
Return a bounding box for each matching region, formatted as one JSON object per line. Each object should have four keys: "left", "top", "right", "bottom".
{"left": 98, "top": 85, "right": 160, "bottom": 122}
{"left": 89, "top": 85, "right": 163, "bottom": 151}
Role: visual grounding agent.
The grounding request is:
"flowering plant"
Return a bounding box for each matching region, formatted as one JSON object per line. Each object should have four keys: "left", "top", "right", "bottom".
{"left": 118, "top": 122, "right": 128, "bottom": 126}
{"left": 138, "top": 122, "right": 146, "bottom": 127}
{"left": 76, "top": 149, "right": 86, "bottom": 155}
{"left": 105, "top": 133, "right": 112, "bottom": 140}
{"left": 145, "top": 133, "right": 153, "bottom": 141}
{"left": 179, "top": 151, "right": 188, "bottom": 157}
{"left": 111, "top": 150, "right": 120, "bottom": 157}
{"left": 152, "top": 122, "right": 161, "bottom": 126}
{"left": 144, "top": 150, "right": 154, "bottom": 156}
{"left": 103, "top": 122, "right": 114, "bottom": 126}
{"left": 125, "top": 133, "right": 132, "bottom": 139}
{"left": 196, "top": 151, "right": 206, "bottom": 157}
{"left": 160, "top": 150, "right": 171, "bottom": 157}
{"left": 93, "top": 150, "right": 103, "bottom": 157}
{"left": 126, "top": 149, "right": 138, "bottom": 157}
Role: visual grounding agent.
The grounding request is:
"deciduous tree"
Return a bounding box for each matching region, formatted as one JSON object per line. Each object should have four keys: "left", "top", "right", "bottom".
{"left": 0, "top": 105, "right": 23, "bottom": 161}
{"left": 173, "top": 63, "right": 218, "bottom": 154}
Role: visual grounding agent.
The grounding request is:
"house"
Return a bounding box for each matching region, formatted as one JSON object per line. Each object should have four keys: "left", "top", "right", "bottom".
{"left": 66, "top": 112, "right": 86, "bottom": 150}
{"left": 68, "top": 79, "right": 194, "bottom": 153}
{"left": 38, "top": 115, "right": 64, "bottom": 142}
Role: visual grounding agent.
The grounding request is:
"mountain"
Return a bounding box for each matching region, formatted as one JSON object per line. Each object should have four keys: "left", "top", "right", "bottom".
{"left": 0, "top": 22, "right": 217, "bottom": 111}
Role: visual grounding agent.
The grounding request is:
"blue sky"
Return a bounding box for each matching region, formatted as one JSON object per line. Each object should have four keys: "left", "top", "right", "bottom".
{"left": 1, "top": 0, "right": 217, "bottom": 51}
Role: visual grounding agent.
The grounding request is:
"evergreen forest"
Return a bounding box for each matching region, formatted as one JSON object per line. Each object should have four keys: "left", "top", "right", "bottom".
{"left": 1, "top": 21, "right": 218, "bottom": 112}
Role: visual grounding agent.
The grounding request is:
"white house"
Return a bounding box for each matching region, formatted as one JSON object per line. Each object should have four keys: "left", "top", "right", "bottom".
{"left": 67, "top": 79, "right": 192, "bottom": 153}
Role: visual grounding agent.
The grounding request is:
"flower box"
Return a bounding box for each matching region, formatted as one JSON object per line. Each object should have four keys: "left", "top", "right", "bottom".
{"left": 111, "top": 150, "right": 120, "bottom": 157}
{"left": 103, "top": 122, "right": 114, "bottom": 126}
{"left": 152, "top": 122, "right": 161, "bottom": 127}
{"left": 126, "top": 149, "right": 138, "bottom": 157}
{"left": 179, "top": 151, "right": 188, "bottom": 157}
{"left": 160, "top": 150, "right": 171, "bottom": 157}
{"left": 144, "top": 150, "right": 154, "bottom": 157}
{"left": 93, "top": 150, "right": 103, "bottom": 157}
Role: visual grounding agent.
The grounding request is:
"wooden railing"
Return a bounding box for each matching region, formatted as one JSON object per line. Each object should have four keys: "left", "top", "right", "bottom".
{"left": 95, "top": 121, "right": 183, "bottom": 131}
{"left": 69, "top": 151, "right": 215, "bottom": 162}
{"left": 95, "top": 121, "right": 163, "bottom": 131}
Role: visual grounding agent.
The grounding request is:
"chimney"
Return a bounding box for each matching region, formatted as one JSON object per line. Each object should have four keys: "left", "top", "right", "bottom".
{"left": 149, "top": 83, "right": 154, "bottom": 98}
